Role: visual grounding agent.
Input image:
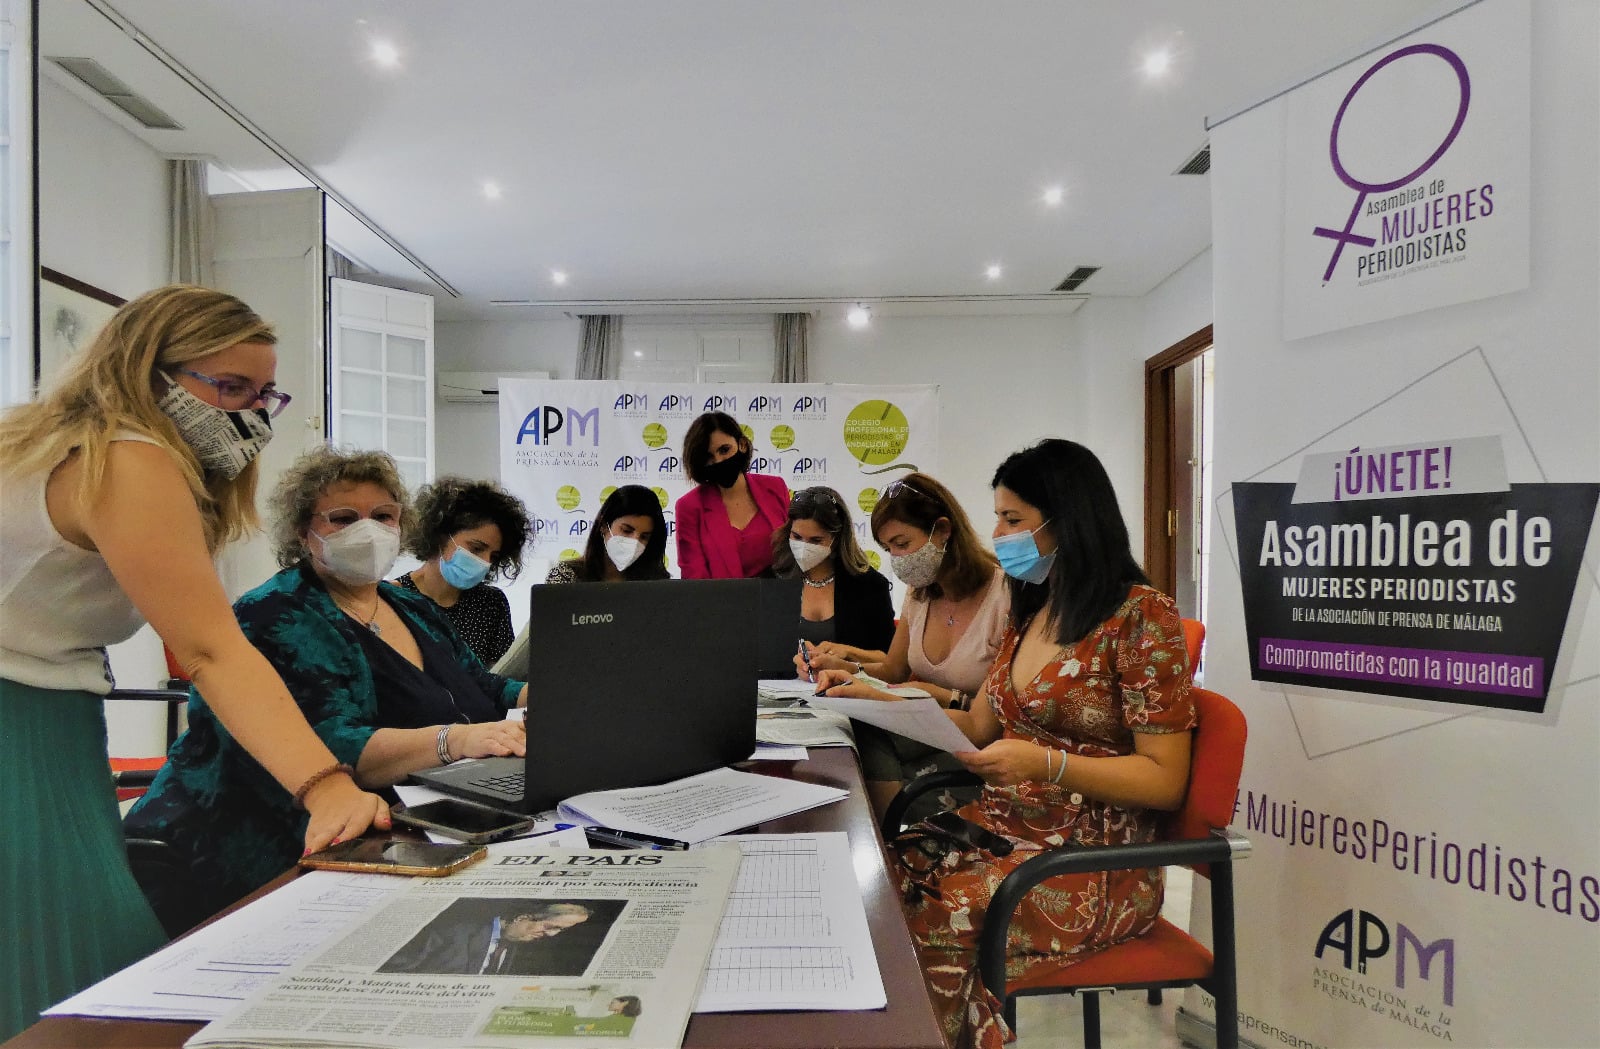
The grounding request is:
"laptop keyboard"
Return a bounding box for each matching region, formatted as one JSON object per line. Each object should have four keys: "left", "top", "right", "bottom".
{"left": 475, "top": 771, "right": 525, "bottom": 798}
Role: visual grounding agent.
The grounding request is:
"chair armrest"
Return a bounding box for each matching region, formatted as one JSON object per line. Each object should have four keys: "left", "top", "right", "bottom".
{"left": 881, "top": 770, "right": 984, "bottom": 838}
{"left": 114, "top": 768, "right": 161, "bottom": 789}
{"left": 977, "top": 832, "right": 1242, "bottom": 1004}
{"left": 105, "top": 688, "right": 190, "bottom": 703}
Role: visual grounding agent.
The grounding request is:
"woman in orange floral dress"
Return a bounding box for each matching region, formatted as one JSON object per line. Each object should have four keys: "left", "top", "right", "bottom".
{"left": 823, "top": 439, "right": 1195, "bottom": 1049}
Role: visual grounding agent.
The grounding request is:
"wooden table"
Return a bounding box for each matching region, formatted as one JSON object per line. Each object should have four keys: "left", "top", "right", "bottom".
{"left": 7, "top": 748, "right": 946, "bottom": 1049}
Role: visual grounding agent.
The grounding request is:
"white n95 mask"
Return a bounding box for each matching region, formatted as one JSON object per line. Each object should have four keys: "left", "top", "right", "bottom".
{"left": 313, "top": 518, "right": 401, "bottom": 586}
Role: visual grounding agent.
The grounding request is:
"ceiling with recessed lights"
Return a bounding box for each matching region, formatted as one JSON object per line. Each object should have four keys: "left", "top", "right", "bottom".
{"left": 40, "top": 0, "right": 1441, "bottom": 319}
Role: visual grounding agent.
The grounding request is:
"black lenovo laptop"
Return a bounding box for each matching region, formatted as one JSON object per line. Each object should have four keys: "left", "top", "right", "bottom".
{"left": 414, "top": 578, "right": 760, "bottom": 814}
{"left": 754, "top": 576, "right": 804, "bottom": 678}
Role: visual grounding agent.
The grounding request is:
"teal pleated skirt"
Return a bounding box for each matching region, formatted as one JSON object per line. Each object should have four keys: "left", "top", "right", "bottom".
{"left": 0, "top": 678, "right": 167, "bottom": 1040}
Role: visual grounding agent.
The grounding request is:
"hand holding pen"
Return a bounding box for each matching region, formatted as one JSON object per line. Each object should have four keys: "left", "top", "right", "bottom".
{"left": 796, "top": 639, "right": 815, "bottom": 682}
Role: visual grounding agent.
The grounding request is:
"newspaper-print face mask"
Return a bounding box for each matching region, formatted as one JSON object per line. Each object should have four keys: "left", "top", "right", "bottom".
{"left": 156, "top": 373, "right": 273, "bottom": 480}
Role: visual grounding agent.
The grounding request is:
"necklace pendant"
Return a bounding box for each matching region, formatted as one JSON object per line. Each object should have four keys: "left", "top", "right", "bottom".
{"left": 368, "top": 620, "right": 382, "bottom": 636}
{"left": 946, "top": 614, "right": 956, "bottom": 627}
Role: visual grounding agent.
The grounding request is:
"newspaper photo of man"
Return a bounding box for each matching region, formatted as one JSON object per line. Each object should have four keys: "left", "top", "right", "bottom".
{"left": 380, "top": 899, "right": 621, "bottom": 977}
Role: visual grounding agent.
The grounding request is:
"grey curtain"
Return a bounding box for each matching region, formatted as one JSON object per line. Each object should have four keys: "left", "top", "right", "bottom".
{"left": 576, "top": 315, "right": 622, "bottom": 380}
{"left": 774, "top": 312, "right": 809, "bottom": 382}
{"left": 168, "top": 158, "right": 214, "bottom": 286}
{"left": 326, "top": 248, "right": 357, "bottom": 281}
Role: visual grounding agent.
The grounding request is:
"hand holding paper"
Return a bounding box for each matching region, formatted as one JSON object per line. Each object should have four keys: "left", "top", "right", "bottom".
{"left": 805, "top": 695, "right": 977, "bottom": 753}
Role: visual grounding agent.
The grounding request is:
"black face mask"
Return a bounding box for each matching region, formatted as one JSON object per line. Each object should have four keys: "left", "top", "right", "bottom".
{"left": 705, "top": 450, "right": 749, "bottom": 489}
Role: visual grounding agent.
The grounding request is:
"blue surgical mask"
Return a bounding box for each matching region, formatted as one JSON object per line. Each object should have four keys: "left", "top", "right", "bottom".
{"left": 439, "top": 542, "right": 492, "bottom": 590}
{"left": 993, "top": 520, "right": 1055, "bottom": 584}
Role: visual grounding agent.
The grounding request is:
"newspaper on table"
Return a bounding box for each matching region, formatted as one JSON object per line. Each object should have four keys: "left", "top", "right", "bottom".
{"left": 184, "top": 845, "right": 740, "bottom": 1049}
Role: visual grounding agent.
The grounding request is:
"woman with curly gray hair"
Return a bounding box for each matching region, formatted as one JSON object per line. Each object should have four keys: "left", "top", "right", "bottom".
{"left": 125, "top": 448, "right": 528, "bottom": 922}
{"left": 397, "top": 477, "right": 531, "bottom": 665}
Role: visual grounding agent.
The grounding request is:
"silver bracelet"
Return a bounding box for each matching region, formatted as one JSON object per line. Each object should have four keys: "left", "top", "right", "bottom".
{"left": 1051, "top": 748, "right": 1068, "bottom": 785}
{"left": 436, "top": 724, "right": 456, "bottom": 765}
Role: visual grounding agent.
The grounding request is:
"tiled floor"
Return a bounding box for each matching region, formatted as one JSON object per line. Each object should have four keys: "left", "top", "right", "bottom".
{"left": 1010, "top": 866, "right": 1194, "bottom": 1049}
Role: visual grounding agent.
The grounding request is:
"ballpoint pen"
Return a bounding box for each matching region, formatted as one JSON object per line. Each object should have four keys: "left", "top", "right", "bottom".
{"left": 586, "top": 826, "right": 689, "bottom": 850}
{"left": 798, "top": 639, "right": 813, "bottom": 682}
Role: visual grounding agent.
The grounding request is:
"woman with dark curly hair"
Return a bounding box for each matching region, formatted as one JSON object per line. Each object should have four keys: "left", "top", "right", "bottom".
{"left": 397, "top": 477, "right": 532, "bottom": 666}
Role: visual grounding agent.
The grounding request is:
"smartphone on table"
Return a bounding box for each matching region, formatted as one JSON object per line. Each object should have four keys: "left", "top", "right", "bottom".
{"left": 392, "top": 797, "right": 538, "bottom": 844}
{"left": 299, "top": 838, "right": 486, "bottom": 876}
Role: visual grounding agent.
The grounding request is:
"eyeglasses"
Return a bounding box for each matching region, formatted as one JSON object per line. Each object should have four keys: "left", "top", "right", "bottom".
{"left": 175, "top": 368, "right": 294, "bottom": 418}
{"left": 882, "top": 478, "right": 932, "bottom": 502}
{"left": 314, "top": 503, "right": 403, "bottom": 530}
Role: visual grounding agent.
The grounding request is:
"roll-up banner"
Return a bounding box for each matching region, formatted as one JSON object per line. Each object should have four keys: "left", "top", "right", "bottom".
{"left": 1199, "top": 2, "right": 1600, "bottom": 1047}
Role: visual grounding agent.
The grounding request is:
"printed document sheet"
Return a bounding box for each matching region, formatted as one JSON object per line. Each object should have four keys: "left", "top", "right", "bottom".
{"left": 559, "top": 767, "right": 848, "bottom": 844}
{"left": 693, "top": 832, "right": 886, "bottom": 1012}
{"left": 807, "top": 694, "right": 977, "bottom": 753}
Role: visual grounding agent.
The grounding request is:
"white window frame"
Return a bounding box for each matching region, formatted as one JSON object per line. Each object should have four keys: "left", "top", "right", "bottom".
{"left": 328, "top": 277, "right": 435, "bottom": 490}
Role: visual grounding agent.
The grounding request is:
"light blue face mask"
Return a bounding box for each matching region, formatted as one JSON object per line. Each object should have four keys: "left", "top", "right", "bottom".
{"left": 439, "top": 542, "right": 492, "bottom": 590}
{"left": 993, "top": 520, "right": 1056, "bottom": 584}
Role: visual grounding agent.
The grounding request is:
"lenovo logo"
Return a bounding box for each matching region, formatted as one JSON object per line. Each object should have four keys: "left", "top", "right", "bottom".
{"left": 570, "top": 613, "right": 615, "bottom": 625}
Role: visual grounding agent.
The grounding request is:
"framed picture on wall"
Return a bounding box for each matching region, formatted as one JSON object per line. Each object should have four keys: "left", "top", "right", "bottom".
{"left": 38, "top": 267, "right": 124, "bottom": 392}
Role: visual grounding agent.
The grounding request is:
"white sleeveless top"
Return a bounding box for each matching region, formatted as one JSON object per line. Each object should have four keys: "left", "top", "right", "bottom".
{"left": 904, "top": 568, "right": 1010, "bottom": 695}
{"left": 0, "top": 434, "right": 160, "bottom": 693}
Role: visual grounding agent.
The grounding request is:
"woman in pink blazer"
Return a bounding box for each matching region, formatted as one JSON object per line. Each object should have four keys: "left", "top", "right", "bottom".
{"left": 674, "top": 411, "right": 791, "bottom": 578}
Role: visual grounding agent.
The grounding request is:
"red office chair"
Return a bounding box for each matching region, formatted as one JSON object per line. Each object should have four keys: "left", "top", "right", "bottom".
{"left": 884, "top": 686, "right": 1249, "bottom": 1049}
{"left": 1181, "top": 617, "right": 1205, "bottom": 675}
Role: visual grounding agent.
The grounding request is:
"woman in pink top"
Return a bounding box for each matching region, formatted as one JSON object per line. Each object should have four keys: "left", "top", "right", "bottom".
{"left": 673, "top": 411, "right": 790, "bottom": 578}
{"left": 807, "top": 472, "right": 1008, "bottom": 817}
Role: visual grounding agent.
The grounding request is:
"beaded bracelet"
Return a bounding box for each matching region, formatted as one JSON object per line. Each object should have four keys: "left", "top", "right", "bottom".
{"left": 436, "top": 725, "right": 456, "bottom": 766}
{"left": 292, "top": 762, "right": 355, "bottom": 809}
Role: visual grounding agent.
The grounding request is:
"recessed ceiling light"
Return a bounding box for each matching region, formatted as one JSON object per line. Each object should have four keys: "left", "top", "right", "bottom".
{"left": 985, "top": 264, "right": 1003, "bottom": 281}
{"left": 633, "top": 350, "right": 643, "bottom": 358}
{"left": 551, "top": 270, "right": 569, "bottom": 286}
{"left": 846, "top": 305, "right": 871, "bottom": 330}
{"left": 482, "top": 181, "right": 502, "bottom": 200}
{"left": 1042, "top": 185, "right": 1064, "bottom": 207}
{"left": 1142, "top": 48, "right": 1171, "bottom": 79}
{"left": 371, "top": 41, "right": 400, "bottom": 68}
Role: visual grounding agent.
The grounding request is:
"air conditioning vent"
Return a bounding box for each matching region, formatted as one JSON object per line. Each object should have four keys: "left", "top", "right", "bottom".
{"left": 49, "top": 57, "right": 183, "bottom": 130}
{"left": 1054, "top": 267, "right": 1100, "bottom": 293}
{"left": 1175, "top": 143, "right": 1210, "bottom": 175}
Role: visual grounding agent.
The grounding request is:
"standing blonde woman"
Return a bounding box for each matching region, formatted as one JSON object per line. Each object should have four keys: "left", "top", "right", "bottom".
{"left": 0, "top": 285, "right": 389, "bottom": 1038}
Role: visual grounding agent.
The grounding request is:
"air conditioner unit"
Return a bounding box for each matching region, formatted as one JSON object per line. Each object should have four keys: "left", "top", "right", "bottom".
{"left": 437, "top": 371, "right": 550, "bottom": 403}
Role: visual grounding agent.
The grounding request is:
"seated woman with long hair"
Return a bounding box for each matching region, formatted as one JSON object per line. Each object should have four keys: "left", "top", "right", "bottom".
{"left": 804, "top": 472, "right": 1009, "bottom": 818}
{"left": 814, "top": 440, "right": 1195, "bottom": 1049}
{"left": 126, "top": 448, "right": 528, "bottom": 918}
{"left": 778, "top": 486, "right": 895, "bottom": 665}
{"left": 546, "top": 485, "right": 670, "bottom": 583}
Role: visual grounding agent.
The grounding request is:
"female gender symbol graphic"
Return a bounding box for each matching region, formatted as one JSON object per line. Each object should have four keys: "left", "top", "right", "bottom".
{"left": 1312, "top": 43, "right": 1471, "bottom": 282}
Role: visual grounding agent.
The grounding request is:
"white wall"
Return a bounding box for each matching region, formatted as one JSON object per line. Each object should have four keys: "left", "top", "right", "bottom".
{"left": 809, "top": 312, "right": 1081, "bottom": 533}
{"left": 434, "top": 317, "right": 581, "bottom": 479}
{"left": 38, "top": 77, "right": 166, "bottom": 297}
{"left": 39, "top": 76, "right": 171, "bottom": 752}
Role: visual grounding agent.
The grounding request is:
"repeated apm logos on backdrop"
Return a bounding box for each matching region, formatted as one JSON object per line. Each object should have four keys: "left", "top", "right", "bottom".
{"left": 500, "top": 381, "right": 939, "bottom": 578}
{"left": 1232, "top": 435, "right": 1598, "bottom": 712}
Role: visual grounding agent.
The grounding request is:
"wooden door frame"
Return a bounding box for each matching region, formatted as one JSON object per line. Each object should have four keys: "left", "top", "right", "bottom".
{"left": 1143, "top": 324, "right": 1212, "bottom": 596}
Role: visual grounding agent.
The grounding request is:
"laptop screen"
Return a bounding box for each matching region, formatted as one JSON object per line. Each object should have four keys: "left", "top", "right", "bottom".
{"left": 514, "top": 577, "right": 761, "bottom": 811}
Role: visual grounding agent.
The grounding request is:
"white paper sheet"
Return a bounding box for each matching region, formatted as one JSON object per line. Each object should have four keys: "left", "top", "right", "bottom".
{"left": 693, "top": 833, "right": 886, "bottom": 1012}
{"left": 807, "top": 695, "right": 977, "bottom": 753}
{"left": 748, "top": 743, "right": 809, "bottom": 761}
{"left": 559, "top": 767, "right": 848, "bottom": 844}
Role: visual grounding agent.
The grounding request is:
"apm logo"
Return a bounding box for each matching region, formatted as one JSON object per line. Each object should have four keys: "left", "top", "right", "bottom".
{"left": 746, "top": 394, "right": 785, "bottom": 415}
{"left": 656, "top": 455, "right": 681, "bottom": 474}
{"left": 1315, "top": 908, "right": 1455, "bottom": 1006}
{"left": 791, "top": 396, "right": 827, "bottom": 415}
{"left": 749, "top": 456, "right": 785, "bottom": 474}
{"left": 515, "top": 405, "right": 601, "bottom": 446}
{"left": 657, "top": 394, "right": 693, "bottom": 412}
{"left": 569, "top": 519, "right": 591, "bottom": 536}
{"left": 701, "top": 394, "right": 738, "bottom": 414}
{"left": 613, "top": 455, "right": 649, "bottom": 473}
{"left": 612, "top": 393, "right": 650, "bottom": 411}
{"left": 792, "top": 457, "right": 826, "bottom": 474}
